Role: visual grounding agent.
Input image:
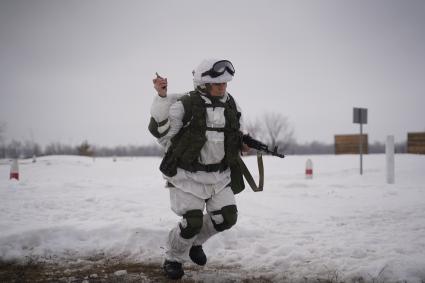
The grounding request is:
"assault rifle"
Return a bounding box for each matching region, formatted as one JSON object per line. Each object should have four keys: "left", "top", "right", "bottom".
{"left": 242, "top": 134, "right": 285, "bottom": 158}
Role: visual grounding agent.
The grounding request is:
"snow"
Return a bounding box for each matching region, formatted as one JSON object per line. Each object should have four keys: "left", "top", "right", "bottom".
{"left": 1, "top": 154, "right": 425, "bottom": 282}
{"left": 113, "top": 270, "right": 127, "bottom": 276}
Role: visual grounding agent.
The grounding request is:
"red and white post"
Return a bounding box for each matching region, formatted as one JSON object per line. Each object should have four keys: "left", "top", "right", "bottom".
{"left": 305, "top": 158, "right": 313, "bottom": 179}
{"left": 10, "top": 159, "right": 19, "bottom": 180}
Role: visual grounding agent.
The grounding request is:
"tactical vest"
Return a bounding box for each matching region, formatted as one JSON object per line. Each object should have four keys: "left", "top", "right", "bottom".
{"left": 158, "top": 90, "right": 245, "bottom": 194}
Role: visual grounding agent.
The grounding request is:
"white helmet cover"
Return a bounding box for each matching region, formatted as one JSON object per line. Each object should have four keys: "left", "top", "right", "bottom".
{"left": 193, "top": 59, "right": 234, "bottom": 87}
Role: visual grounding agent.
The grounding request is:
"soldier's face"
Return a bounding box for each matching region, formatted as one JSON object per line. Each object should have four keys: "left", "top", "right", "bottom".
{"left": 209, "top": 83, "right": 227, "bottom": 97}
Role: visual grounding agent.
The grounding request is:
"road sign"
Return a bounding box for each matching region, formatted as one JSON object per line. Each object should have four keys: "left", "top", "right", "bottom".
{"left": 353, "top": 108, "right": 367, "bottom": 124}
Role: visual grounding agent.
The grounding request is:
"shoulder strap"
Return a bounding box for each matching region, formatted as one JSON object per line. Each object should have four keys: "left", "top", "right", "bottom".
{"left": 227, "top": 93, "right": 241, "bottom": 120}
{"left": 178, "top": 92, "right": 194, "bottom": 126}
{"left": 226, "top": 93, "right": 237, "bottom": 110}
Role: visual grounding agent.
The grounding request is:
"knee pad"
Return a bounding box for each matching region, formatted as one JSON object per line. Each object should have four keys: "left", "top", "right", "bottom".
{"left": 211, "top": 205, "right": 238, "bottom": 232}
{"left": 179, "top": 210, "right": 203, "bottom": 239}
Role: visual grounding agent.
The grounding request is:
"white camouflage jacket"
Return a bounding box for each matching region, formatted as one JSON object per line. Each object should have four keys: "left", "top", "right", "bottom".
{"left": 150, "top": 91, "right": 245, "bottom": 199}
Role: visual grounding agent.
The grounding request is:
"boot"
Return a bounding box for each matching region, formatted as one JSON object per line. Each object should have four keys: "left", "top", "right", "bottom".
{"left": 163, "top": 260, "right": 184, "bottom": 280}
{"left": 189, "top": 245, "right": 207, "bottom": 266}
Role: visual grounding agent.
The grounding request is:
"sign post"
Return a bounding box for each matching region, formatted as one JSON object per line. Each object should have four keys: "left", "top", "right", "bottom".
{"left": 386, "top": 135, "right": 395, "bottom": 184}
{"left": 353, "top": 108, "right": 368, "bottom": 175}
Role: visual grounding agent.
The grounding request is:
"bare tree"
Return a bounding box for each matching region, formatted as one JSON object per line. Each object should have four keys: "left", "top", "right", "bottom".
{"left": 77, "top": 140, "right": 94, "bottom": 157}
{"left": 22, "top": 140, "right": 42, "bottom": 158}
{"left": 243, "top": 113, "right": 295, "bottom": 153}
{"left": 45, "top": 142, "right": 77, "bottom": 156}
{"left": 0, "top": 122, "right": 4, "bottom": 140}
{"left": 244, "top": 118, "right": 262, "bottom": 139}
{"left": 6, "top": 140, "right": 22, "bottom": 158}
{"left": 0, "top": 122, "right": 5, "bottom": 158}
{"left": 261, "top": 112, "right": 294, "bottom": 151}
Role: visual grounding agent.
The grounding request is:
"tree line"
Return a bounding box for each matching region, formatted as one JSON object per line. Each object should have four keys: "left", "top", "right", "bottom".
{"left": 0, "top": 114, "right": 406, "bottom": 159}
{"left": 0, "top": 140, "right": 163, "bottom": 159}
{"left": 0, "top": 139, "right": 407, "bottom": 159}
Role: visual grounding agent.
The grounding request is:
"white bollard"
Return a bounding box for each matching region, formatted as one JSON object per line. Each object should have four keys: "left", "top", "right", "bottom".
{"left": 386, "top": 135, "right": 395, "bottom": 184}
{"left": 32, "top": 154, "right": 37, "bottom": 163}
{"left": 305, "top": 159, "right": 313, "bottom": 179}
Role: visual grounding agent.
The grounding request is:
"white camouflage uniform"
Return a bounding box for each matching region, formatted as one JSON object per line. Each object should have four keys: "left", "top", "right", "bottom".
{"left": 150, "top": 59, "right": 245, "bottom": 263}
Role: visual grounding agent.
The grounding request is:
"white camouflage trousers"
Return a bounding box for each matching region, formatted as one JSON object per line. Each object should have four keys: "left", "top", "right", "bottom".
{"left": 165, "top": 186, "right": 236, "bottom": 263}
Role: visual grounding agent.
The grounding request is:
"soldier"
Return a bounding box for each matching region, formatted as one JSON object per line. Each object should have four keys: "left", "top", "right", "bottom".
{"left": 149, "top": 59, "right": 246, "bottom": 280}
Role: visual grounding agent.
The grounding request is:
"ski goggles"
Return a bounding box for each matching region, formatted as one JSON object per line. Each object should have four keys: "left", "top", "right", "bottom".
{"left": 201, "top": 60, "right": 235, "bottom": 78}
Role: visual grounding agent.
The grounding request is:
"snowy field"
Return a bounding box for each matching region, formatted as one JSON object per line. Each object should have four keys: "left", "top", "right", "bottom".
{"left": 1, "top": 154, "right": 425, "bottom": 282}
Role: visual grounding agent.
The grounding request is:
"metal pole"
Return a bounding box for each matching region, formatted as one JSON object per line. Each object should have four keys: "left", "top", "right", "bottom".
{"left": 386, "top": 135, "right": 395, "bottom": 184}
{"left": 359, "top": 123, "right": 363, "bottom": 175}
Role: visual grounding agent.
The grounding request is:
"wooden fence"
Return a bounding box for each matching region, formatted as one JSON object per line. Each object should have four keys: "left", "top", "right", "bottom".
{"left": 334, "top": 134, "right": 368, "bottom": 154}
{"left": 407, "top": 132, "right": 425, "bottom": 154}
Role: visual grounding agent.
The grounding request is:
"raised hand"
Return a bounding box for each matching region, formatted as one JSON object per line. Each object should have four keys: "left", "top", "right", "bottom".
{"left": 153, "top": 72, "right": 168, "bottom": 97}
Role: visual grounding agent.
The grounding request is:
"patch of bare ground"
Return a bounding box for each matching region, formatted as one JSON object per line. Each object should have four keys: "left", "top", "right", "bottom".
{"left": 0, "top": 258, "right": 274, "bottom": 283}
{"left": 3, "top": 257, "right": 405, "bottom": 283}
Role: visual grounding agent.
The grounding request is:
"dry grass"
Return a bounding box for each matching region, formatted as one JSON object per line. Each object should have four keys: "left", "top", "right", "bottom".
{"left": 1, "top": 258, "right": 418, "bottom": 283}
{"left": 0, "top": 258, "right": 274, "bottom": 283}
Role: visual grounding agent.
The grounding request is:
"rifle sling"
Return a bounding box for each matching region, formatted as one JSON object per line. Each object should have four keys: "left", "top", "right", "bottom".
{"left": 237, "top": 153, "right": 264, "bottom": 192}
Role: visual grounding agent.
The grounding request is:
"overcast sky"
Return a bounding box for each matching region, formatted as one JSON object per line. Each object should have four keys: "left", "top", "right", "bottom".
{"left": 1, "top": 0, "right": 424, "bottom": 147}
